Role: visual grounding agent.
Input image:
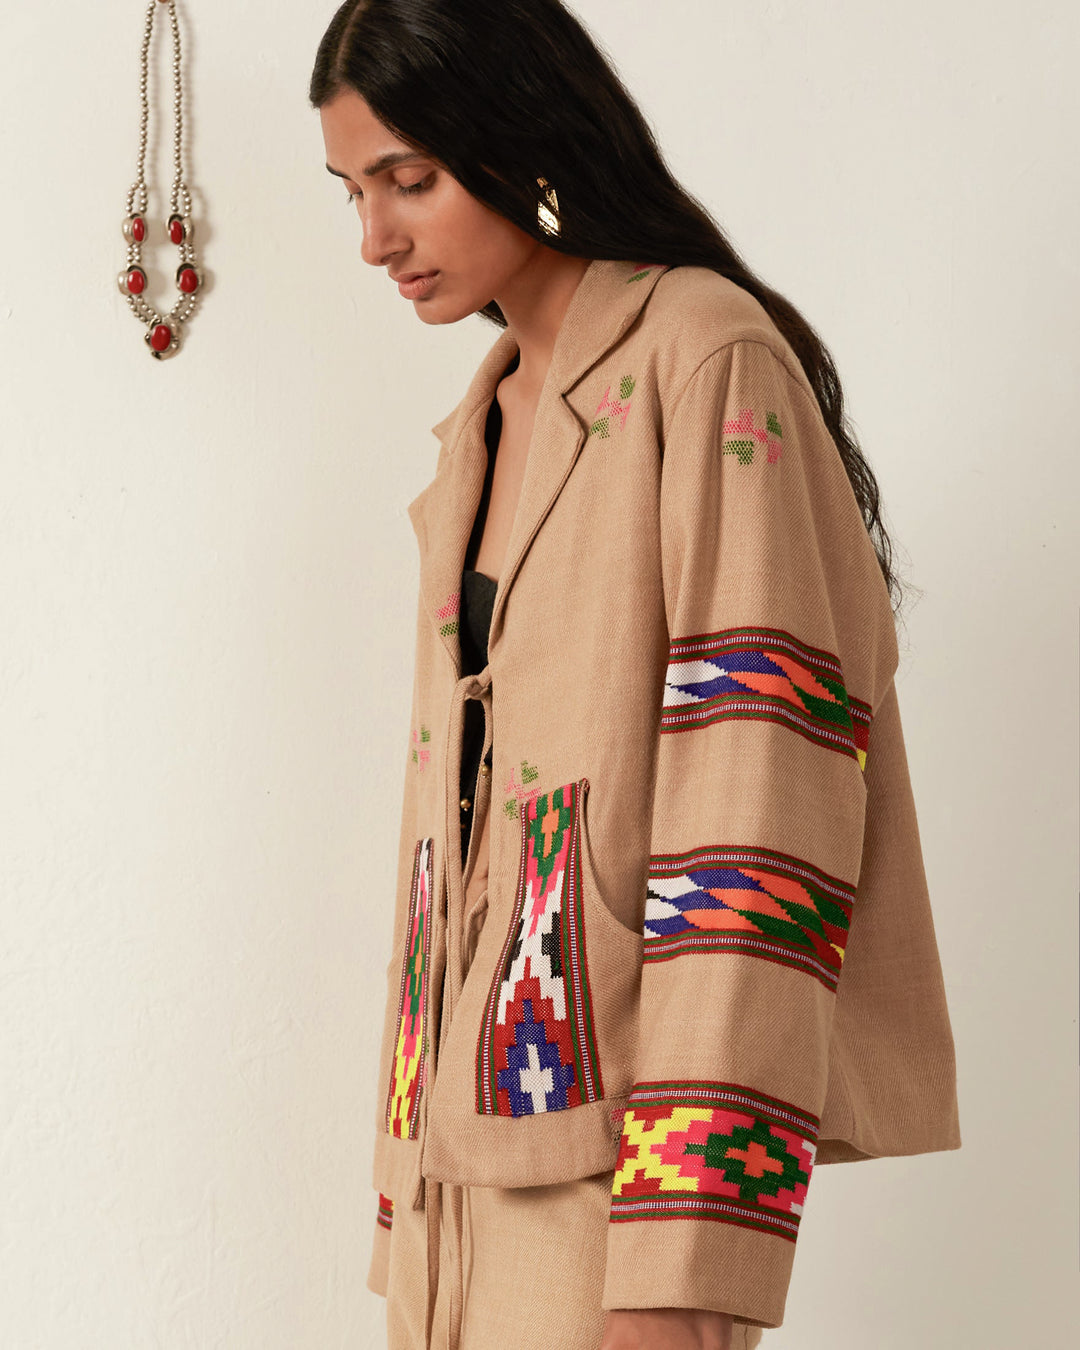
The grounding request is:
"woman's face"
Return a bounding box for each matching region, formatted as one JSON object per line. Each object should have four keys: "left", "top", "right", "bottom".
{"left": 319, "top": 89, "right": 540, "bottom": 324}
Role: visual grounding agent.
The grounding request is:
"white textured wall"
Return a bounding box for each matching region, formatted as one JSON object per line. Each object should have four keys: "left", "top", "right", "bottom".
{"left": 1, "top": 1, "right": 1076, "bottom": 1346}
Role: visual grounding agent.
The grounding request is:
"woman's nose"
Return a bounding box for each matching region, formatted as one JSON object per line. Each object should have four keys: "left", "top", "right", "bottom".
{"left": 358, "top": 204, "right": 408, "bottom": 269}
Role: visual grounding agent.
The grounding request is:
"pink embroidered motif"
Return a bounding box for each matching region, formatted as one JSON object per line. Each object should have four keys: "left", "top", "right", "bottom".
{"left": 504, "top": 761, "right": 542, "bottom": 819}
{"left": 721, "top": 409, "right": 784, "bottom": 465}
{"left": 589, "top": 375, "right": 637, "bottom": 439}
{"left": 436, "top": 590, "right": 460, "bottom": 636}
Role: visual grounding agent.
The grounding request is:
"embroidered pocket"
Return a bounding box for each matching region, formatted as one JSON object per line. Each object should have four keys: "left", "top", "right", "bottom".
{"left": 385, "top": 837, "right": 433, "bottom": 1139}
{"left": 476, "top": 779, "right": 603, "bottom": 1117}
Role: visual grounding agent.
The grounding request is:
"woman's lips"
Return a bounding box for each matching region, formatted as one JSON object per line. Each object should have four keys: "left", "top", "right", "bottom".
{"left": 397, "top": 271, "right": 439, "bottom": 299}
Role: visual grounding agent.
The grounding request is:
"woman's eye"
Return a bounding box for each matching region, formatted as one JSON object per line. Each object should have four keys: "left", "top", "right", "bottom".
{"left": 343, "top": 174, "right": 433, "bottom": 206}
{"left": 398, "top": 174, "right": 433, "bottom": 196}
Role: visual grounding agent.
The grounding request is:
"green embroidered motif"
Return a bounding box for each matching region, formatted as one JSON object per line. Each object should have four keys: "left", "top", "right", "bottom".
{"left": 626, "top": 262, "right": 666, "bottom": 283}
{"left": 722, "top": 438, "right": 756, "bottom": 465}
{"left": 439, "top": 620, "right": 459, "bottom": 636}
{"left": 504, "top": 760, "right": 541, "bottom": 817}
{"left": 683, "top": 1116, "right": 811, "bottom": 1205}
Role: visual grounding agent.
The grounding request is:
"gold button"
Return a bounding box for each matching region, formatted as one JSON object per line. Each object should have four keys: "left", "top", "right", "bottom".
{"left": 479, "top": 762, "right": 490, "bottom": 776}
{"left": 460, "top": 797, "right": 472, "bottom": 812}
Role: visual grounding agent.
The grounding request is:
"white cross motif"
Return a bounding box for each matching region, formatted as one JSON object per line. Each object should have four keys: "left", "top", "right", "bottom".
{"left": 517, "top": 1041, "right": 554, "bottom": 1113}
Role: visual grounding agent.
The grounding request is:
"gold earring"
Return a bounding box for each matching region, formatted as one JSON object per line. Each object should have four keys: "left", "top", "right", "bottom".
{"left": 536, "top": 176, "right": 561, "bottom": 237}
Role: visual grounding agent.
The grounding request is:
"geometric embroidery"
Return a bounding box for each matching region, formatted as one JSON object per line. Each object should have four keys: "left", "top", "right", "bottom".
{"left": 410, "top": 723, "right": 431, "bottom": 772}
{"left": 722, "top": 407, "right": 784, "bottom": 465}
{"left": 589, "top": 375, "right": 636, "bottom": 439}
{"left": 477, "top": 779, "right": 603, "bottom": 1116}
{"left": 503, "top": 759, "right": 542, "bottom": 820}
{"left": 610, "top": 1081, "right": 819, "bottom": 1243}
{"left": 644, "top": 844, "right": 856, "bottom": 991}
{"left": 436, "top": 590, "right": 460, "bottom": 637}
{"left": 376, "top": 1193, "right": 394, "bottom": 1231}
{"left": 385, "top": 838, "right": 433, "bottom": 1139}
{"left": 660, "top": 625, "right": 873, "bottom": 770}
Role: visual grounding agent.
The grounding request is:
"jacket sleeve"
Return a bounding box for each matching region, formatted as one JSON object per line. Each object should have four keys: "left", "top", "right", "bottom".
{"left": 601, "top": 338, "right": 899, "bottom": 1329}
{"left": 366, "top": 1193, "right": 394, "bottom": 1296}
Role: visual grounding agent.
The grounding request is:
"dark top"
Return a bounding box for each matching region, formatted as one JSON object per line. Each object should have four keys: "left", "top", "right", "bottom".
{"left": 457, "top": 352, "right": 518, "bottom": 853}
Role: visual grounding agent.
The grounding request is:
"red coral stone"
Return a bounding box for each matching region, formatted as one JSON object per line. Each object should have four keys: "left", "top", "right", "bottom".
{"left": 132, "top": 216, "right": 146, "bottom": 242}
{"left": 127, "top": 268, "right": 146, "bottom": 295}
{"left": 169, "top": 218, "right": 185, "bottom": 245}
{"left": 150, "top": 324, "right": 173, "bottom": 352}
{"left": 178, "top": 267, "right": 199, "bottom": 294}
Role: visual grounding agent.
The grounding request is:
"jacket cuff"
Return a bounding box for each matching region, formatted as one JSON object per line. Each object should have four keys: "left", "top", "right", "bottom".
{"left": 365, "top": 1193, "right": 394, "bottom": 1298}
{"left": 601, "top": 1214, "right": 791, "bottom": 1329}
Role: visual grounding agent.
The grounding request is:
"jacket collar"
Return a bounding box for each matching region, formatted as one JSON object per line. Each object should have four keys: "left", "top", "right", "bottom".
{"left": 408, "top": 257, "right": 670, "bottom": 673}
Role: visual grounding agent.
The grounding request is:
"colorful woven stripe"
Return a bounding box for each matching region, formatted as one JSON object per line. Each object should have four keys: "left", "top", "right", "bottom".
{"left": 611, "top": 1081, "right": 819, "bottom": 1242}
{"left": 661, "top": 626, "right": 872, "bottom": 768}
{"left": 644, "top": 844, "right": 855, "bottom": 991}
{"left": 476, "top": 779, "right": 603, "bottom": 1116}
{"left": 385, "top": 838, "right": 433, "bottom": 1138}
{"left": 376, "top": 1193, "right": 394, "bottom": 1231}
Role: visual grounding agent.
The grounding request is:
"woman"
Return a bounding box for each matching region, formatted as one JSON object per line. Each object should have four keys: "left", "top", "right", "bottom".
{"left": 310, "top": 3, "right": 962, "bottom": 1348}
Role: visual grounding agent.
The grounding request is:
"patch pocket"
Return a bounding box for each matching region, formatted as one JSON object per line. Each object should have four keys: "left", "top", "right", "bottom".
{"left": 385, "top": 837, "right": 434, "bottom": 1139}
{"left": 476, "top": 778, "right": 603, "bottom": 1117}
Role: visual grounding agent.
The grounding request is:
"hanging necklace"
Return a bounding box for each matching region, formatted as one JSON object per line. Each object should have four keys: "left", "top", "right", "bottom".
{"left": 118, "top": 0, "right": 202, "bottom": 360}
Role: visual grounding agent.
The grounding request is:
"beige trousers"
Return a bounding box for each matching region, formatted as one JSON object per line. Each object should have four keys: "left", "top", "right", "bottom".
{"left": 382, "top": 1168, "right": 764, "bottom": 1350}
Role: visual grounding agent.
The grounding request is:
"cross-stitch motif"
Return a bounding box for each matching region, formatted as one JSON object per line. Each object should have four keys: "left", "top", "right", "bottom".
{"left": 477, "top": 779, "right": 603, "bottom": 1116}
{"left": 721, "top": 408, "right": 784, "bottom": 465}
{"left": 644, "top": 844, "right": 855, "bottom": 991}
{"left": 610, "top": 1081, "right": 819, "bottom": 1242}
{"left": 626, "top": 262, "right": 670, "bottom": 283}
{"left": 376, "top": 1193, "right": 394, "bottom": 1231}
{"left": 410, "top": 723, "right": 431, "bottom": 772}
{"left": 386, "top": 838, "right": 433, "bottom": 1138}
{"left": 436, "top": 590, "right": 460, "bottom": 637}
{"left": 661, "top": 626, "right": 872, "bottom": 769}
{"left": 589, "top": 374, "right": 637, "bottom": 439}
{"left": 503, "top": 759, "right": 542, "bottom": 820}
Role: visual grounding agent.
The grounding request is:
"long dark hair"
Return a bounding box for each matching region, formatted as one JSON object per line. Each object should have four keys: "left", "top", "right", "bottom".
{"left": 310, "top": 0, "right": 904, "bottom": 616}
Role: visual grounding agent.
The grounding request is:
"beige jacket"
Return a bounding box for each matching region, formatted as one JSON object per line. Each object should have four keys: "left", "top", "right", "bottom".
{"left": 368, "top": 258, "right": 961, "bottom": 1328}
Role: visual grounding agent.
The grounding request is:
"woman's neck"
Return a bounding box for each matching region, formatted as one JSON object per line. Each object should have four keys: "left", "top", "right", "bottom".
{"left": 493, "top": 252, "right": 591, "bottom": 395}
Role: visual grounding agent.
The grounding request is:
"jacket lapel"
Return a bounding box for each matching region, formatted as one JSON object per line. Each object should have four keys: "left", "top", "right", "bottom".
{"left": 408, "top": 258, "right": 671, "bottom": 671}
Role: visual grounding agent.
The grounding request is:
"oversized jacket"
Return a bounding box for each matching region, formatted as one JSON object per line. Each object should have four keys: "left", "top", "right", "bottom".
{"left": 367, "top": 257, "right": 961, "bottom": 1329}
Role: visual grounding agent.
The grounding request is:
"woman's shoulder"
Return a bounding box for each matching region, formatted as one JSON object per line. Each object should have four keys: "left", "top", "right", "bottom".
{"left": 643, "top": 263, "right": 804, "bottom": 392}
